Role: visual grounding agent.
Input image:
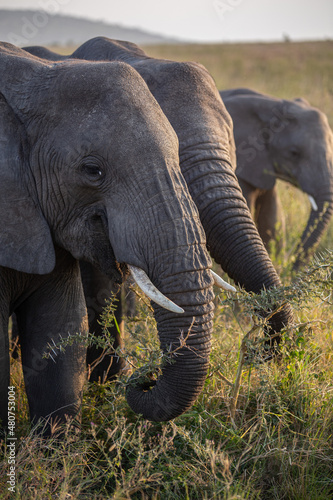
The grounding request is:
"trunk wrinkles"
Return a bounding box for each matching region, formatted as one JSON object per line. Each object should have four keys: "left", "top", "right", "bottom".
{"left": 294, "top": 194, "right": 333, "bottom": 270}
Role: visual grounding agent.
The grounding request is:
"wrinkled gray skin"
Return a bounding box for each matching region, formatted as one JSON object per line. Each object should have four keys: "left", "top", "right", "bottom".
{"left": 24, "top": 39, "right": 293, "bottom": 380}
{"left": 0, "top": 42, "right": 215, "bottom": 434}
{"left": 221, "top": 88, "right": 333, "bottom": 270}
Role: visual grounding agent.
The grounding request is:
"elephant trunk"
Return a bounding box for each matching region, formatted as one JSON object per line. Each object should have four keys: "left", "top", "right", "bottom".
{"left": 103, "top": 129, "right": 216, "bottom": 421}
{"left": 293, "top": 191, "right": 333, "bottom": 271}
{"left": 126, "top": 249, "right": 214, "bottom": 421}
{"left": 180, "top": 150, "right": 293, "bottom": 331}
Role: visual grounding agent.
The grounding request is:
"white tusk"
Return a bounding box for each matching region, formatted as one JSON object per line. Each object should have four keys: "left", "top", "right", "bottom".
{"left": 211, "top": 270, "right": 236, "bottom": 292}
{"left": 128, "top": 265, "right": 184, "bottom": 314}
{"left": 308, "top": 195, "right": 318, "bottom": 211}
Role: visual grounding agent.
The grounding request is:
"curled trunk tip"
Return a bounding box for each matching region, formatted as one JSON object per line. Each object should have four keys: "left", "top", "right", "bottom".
{"left": 125, "top": 300, "right": 214, "bottom": 421}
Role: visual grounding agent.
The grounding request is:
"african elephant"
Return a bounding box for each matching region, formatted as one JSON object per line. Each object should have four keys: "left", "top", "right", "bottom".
{"left": 24, "top": 38, "right": 294, "bottom": 379}
{"left": 220, "top": 88, "right": 333, "bottom": 270}
{"left": 0, "top": 42, "right": 216, "bottom": 434}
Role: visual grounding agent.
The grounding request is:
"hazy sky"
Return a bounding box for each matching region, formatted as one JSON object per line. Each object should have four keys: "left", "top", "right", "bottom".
{"left": 1, "top": 0, "right": 332, "bottom": 42}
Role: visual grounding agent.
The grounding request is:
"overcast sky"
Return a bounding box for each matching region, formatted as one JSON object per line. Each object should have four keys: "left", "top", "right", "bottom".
{"left": 1, "top": 0, "right": 332, "bottom": 42}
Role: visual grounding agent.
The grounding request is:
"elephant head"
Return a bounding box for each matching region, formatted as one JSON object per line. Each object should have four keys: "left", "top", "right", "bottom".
{"left": 221, "top": 88, "right": 333, "bottom": 270}
{"left": 0, "top": 42, "right": 216, "bottom": 422}
{"left": 68, "top": 38, "right": 293, "bottom": 338}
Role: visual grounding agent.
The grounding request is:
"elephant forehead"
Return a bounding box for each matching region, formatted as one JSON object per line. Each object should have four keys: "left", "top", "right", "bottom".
{"left": 288, "top": 101, "right": 331, "bottom": 138}
{"left": 44, "top": 107, "right": 178, "bottom": 168}
{"left": 56, "top": 59, "right": 144, "bottom": 93}
{"left": 274, "top": 106, "right": 332, "bottom": 152}
{"left": 43, "top": 62, "right": 179, "bottom": 152}
{"left": 54, "top": 60, "right": 163, "bottom": 117}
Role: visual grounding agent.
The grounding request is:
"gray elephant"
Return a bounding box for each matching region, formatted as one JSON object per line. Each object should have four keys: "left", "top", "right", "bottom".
{"left": 24, "top": 39, "right": 294, "bottom": 379}
{"left": 0, "top": 42, "right": 216, "bottom": 435}
{"left": 220, "top": 88, "right": 333, "bottom": 270}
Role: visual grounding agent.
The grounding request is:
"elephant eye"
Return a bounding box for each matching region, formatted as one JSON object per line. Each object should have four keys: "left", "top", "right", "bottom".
{"left": 289, "top": 147, "right": 300, "bottom": 159}
{"left": 80, "top": 162, "right": 104, "bottom": 182}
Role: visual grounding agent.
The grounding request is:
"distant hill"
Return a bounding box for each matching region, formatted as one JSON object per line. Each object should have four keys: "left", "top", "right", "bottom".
{"left": 0, "top": 9, "right": 178, "bottom": 47}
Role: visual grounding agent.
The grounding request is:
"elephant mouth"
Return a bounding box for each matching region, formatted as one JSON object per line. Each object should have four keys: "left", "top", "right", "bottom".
{"left": 86, "top": 211, "right": 236, "bottom": 315}
{"left": 272, "top": 163, "right": 299, "bottom": 188}
{"left": 79, "top": 210, "right": 125, "bottom": 284}
{"left": 272, "top": 165, "right": 319, "bottom": 210}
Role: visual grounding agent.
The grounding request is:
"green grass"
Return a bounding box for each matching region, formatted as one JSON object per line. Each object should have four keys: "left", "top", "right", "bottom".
{"left": 1, "top": 41, "right": 333, "bottom": 499}
{"left": 2, "top": 265, "right": 333, "bottom": 499}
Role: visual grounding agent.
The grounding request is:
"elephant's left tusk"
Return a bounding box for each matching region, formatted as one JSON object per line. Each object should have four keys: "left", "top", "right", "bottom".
{"left": 308, "top": 195, "right": 318, "bottom": 211}
{"left": 211, "top": 270, "right": 236, "bottom": 292}
{"left": 128, "top": 265, "right": 184, "bottom": 314}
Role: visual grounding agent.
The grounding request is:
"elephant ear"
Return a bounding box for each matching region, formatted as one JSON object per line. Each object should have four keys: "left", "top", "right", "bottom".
{"left": 0, "top": 94, "right": 55, "bottom": 274}
{"left": 225, "top": 93, "right": 284, "bottom": 190}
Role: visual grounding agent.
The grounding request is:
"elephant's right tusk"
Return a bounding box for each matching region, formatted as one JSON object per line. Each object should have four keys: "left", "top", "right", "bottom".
{"left": 128, "top": 265, "right": 184, "bottom": 314}
{"left": 308, "top": 195, "right": 318, "bottom": 211}
{"left": 211, "top": 270, "right": 236, "bottom": 292}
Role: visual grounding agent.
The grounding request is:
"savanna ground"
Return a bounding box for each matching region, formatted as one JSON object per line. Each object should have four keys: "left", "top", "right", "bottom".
{"left": 1, "top": 41, "right": 333, "bottom": 499}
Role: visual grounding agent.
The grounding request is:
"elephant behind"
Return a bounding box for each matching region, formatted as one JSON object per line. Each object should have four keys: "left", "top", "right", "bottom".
{"left": 220, "top": 88, "right": 333, "bottom": 270}
{"left": 0, "top": 43, "right": 216, "bottom": 434}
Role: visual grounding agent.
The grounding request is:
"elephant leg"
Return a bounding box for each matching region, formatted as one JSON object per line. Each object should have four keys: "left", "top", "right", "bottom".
{"left": 10, "top": 313, "right": 19, "bottom": 359}
{"left": 80, "top": 262, "right": 126, "bottom": 383}
{"left": 255, "top": 186, "right": 285, "bottom": 257}
{"left": 238, "top": 178, "right": 260, "bottom": 219}
{"left": 16, "top": 256, "right": 88, "bottom": 436}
